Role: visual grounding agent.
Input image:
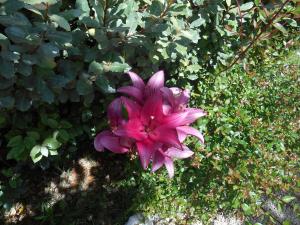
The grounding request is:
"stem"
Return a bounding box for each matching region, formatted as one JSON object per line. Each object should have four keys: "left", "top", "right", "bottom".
{"left": 219, "top": 0, "right": 291, "bottom": 74}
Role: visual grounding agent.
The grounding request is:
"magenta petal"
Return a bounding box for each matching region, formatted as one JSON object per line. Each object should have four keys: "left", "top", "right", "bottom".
{"left": 118, "top": 86, "right": 143, "bottom": 102}
{"left": 95, "top": 131, "right": 129, "bottom": 153}
{"left": 185, "top": 108, "right": 207, "bottom": 122}
{"left": 146, "top": 70, "right": 164, "bottom": 90}
{"left": 161, "top": 111, "right": 190, "bottom": 127}
{"left": 114, "top": 119, "right": 147, "bottom": 141}
{"left": 165, "top": 146, "right": 194, "bottom": 159}
{"left": 141, "top": 92, "right": 163, "bottom": 124}
{"left": 127, "top": 71, "right": 145, "bottom": 90}
{"left": 152, "top": 150, "right": 165, "bottom": 172}
{"left": 162, "top": 103, "right": 172, "bottom": 115}
{"left": 121, "top": 96, "right": 141, "bottom": 119}
{"left": 170, "top": 87, "right": 182, "bottom": 96}
{"left": 108, "top": 98, "right": 123, "bottom": 127}
{"left": 160, "top": 87, "right": 175, "bottom": 106}
{"left": 150, "top": 126, "right": 181, "bottom": 149}
{"left": 136, "top": 141, "right": 155, "bottom": 169}
{"left": 164, "top": 157, "right": 174, "bottom": 178}
{"left": 176, "top": 126, "right": 205, "bottom": 144}
{"left": 94, "top": 130, "right": 111, "bottom": 152}
{"left": 177, "top": 89, "right": 190, "bottom": 106}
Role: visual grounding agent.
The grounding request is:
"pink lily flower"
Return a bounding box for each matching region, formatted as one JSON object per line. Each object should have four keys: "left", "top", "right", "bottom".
{"left": 94, "top": 70, "right": 206, "bottom": 178}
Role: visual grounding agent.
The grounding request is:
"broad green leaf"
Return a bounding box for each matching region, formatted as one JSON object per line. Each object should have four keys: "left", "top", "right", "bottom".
{"left": 42, "top": 137, "right": 61, "bottom": 150}
{"left": 109, "top": 62, "right": 131, "bottom": 73}
{"left": 26, "top": 131, "right": 40, "bottom": 140}
{"left": 273, "top": 22, "right": 288, "bottom": 34}
{"left": 40, "top": 85, "right": 55, "bottom": 104}
{"left": 30, "top": 145, "right": 41, "bottom": 159}
{"left": 76, "top": 0, "right": 90, "bottom": 17}
{"left": 0, "top": 96, "right": 15, "bottom": 109}
{"left": 0, "top": 59, "right": 15, "bottom": 79}
{"left": 95, "top": 75, "right": 115, "bottom": 93}
{"left": 24, "top": 136, "right": 36, "bottom": 149}
{"left": 240, "top": 2, "right": 254, "bottom": 11}
{"left": 76, "top": 78, "right": 93, "bottom": 95}
{"left": 40, "top": 146, "right": 49, "bottom": 157}
{"left": 15, "top": 95, "right": 31, "bottom": 112}
{"left": 50, "top": 14, "right": 71, "bottom": 31}
{"left": 5, "top": 26, "right": 27, "bottom": 44}
{"left": 89, "top": 61, "right": 104, "bottom": 74}
{"left": 7, "top": 135, "right": 22, "bottom": 147}
{"left": 190, "top": 17, "right": 206, "bottom": 28}
{"left": 30, "top": 145, "right": 44, "bottom": 163}
{"left": 23, "top": 0, "right": 58, "bottom": 5}
{"left": 0, "top": 13, "right": 31, "bottom": 27}
{"left": 38, "top": 43, "right": 60, "bottom": 58}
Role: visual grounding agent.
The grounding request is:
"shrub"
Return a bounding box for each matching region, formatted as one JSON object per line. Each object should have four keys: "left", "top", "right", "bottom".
{"left": 0, "top": 0, "right": 299, "bottom": 223}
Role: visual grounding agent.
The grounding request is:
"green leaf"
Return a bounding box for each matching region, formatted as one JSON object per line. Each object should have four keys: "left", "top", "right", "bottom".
{"left": 95, "top": 76, "right": 116, "bottom": 93}
{"left": 30, "top": 145, "right": 44, "bottom": 163}
{"left": 241, "top": 203, "right": 252, "bottom": 215}
{"left": 89, "top": 61, "right": 104, "bottom": 75}
{"left": 273, "top": 23, "right": 288, "bottom": 34}
{"left": 76, "top": 78, "right": 93, "bottom": 95}
{"left": 38, "top": 43, "right": 60, "bottom": 58}
{"left": 0, "top": 59, "right": 15, "bottom": 79}
{"left": 40, "top": 85, "right": 55, "bottom": 104}
{"left": 0, "top": 96, "right": 15, "bottom": 109}
{"left": 15, "top": 95, "right": 31, "bottom": 112}
{"left": 190, "top": 17, "right": 206, "bottom": 28}
{"left": 109, "top": 62, "right": 131, "bottom": 73}
{"left": 40, "top": 146, "right": 49, "bottom": 157}
{"left": 240, "top": 2, "right": 254, "bottom": 11}
{"left": 4, "top": 26, "right": 27, "bottom": 43}
{"left": 50, "top": 14, "right": 71, "bottom": 31}
{"left": 42, "top": 137, "right": 61, "bottom": 150}
{"left": 0, "top": 13, "right": 31, "bottom": 27}
{"left": 26, "top": 131, "right": 40, "bottom": 140}
{"left": 24, "top": 136, "right": 36, "bottom": 149}
{"left": 75, "top": 0, "right": 90, "bottom": 17}
{"left": 7, "top": 135, "right": 23, "bottom": 147}
{"left": 23, "top": 0, "right": 58, "bottom": 5}
{"left": 282, "top": 196, "right": 295, "bottom": 203}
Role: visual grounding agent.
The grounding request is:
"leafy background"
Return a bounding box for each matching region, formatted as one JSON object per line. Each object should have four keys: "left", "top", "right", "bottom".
{"left": 0, "top": 0, "right": 299, "bottom": 224}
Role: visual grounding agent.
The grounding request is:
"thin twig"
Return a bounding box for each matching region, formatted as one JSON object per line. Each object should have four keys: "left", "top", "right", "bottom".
{"left": 235, "top": 0, "right": 244, "bottom": 39}
{"left": 218, "top": 0, "right": 291, "bottom": 74}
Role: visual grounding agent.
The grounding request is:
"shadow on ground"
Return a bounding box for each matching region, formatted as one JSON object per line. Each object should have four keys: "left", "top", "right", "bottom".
{"left": 1, "top": 148, "right": 149, "bottom": 225}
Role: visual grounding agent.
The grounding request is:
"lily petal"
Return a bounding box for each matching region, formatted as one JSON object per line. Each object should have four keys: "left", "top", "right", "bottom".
{"left": 165, "top": 146, "right": 194, "bottom": 159}
{"left": 114, "top": 119, "right": 147, "bottom": 141}
{"left": 160, "top": 87, "right": 175, "bottom": 106}
{"left": 164, "top": 157, "right": 174, "bottom": 178}
{"left": 121, "top": 96, "right": 141, "bottom": 119}
{"left": 136, "top": 141, "right": 155, "bottom": 169}
{"left": 95, "top": 131, "right": 129, "bottom": 153}
{"left": 176, "top": 89, "right": 190, "bottom": 106}
{"left": 176, "top": 126, "right": 205, "bottom": 144}
{"left": 118, "top": 86, "right": 143, "bottom": 102}
{"left": 141, "top": 92, "right": 164, "bottom": 124}
{"left": 94, "top": 130, "right": 111, "bottom": 152}
{"left": 127, "top": 71, "right": 145, "bottom": 90}
{"left": 150, "top": 126, "right": 181, "bottom": 149}
{"left": 152, "top": 150, "right": 165, "bottom": 172}
{"left": 161, "top": 111, "right": 190, "bottom": 127}
{"left": 145, "top": 70, "right": 164, "bottom": 96}
{"left": 108, "top": 98, "right": 123, "bottom": 127}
